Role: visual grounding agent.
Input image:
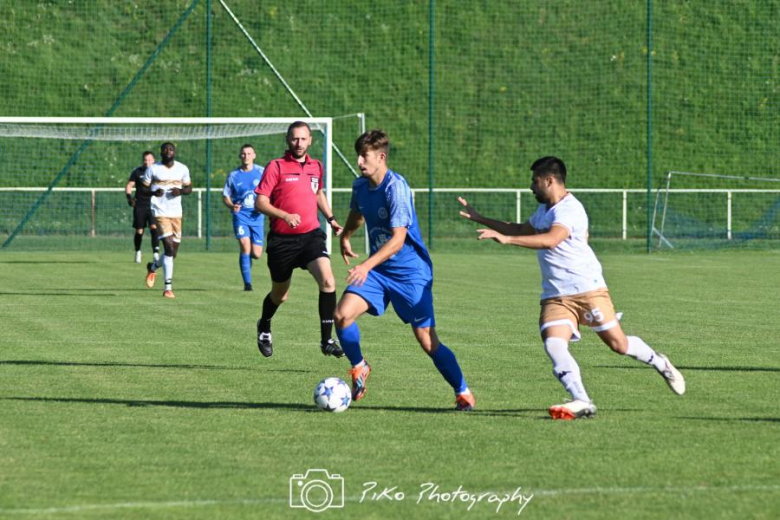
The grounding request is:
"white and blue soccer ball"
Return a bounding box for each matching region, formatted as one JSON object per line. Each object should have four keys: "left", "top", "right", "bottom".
{"left": 313, "top": 377, "right": 352, "bottom": 413}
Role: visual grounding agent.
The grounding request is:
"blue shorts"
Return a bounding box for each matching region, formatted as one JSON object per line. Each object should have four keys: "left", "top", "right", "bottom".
{"left": 233, "top": 216, "right": 264, "bottom": 246}
{"left": 345, "top": 270, "right": 435, "bottom": 328}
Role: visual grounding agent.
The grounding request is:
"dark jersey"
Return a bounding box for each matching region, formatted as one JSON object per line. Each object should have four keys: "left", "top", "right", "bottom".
{"left": 128, "top": 166, "right": 152, "bottom": 207}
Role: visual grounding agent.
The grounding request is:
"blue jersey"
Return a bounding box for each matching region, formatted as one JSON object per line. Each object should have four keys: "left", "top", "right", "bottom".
{"left": 223, "top": 165, "right": 265, "bottom": 225}
{"left": 350, "top": 169, "right": 432, "bottom": 282}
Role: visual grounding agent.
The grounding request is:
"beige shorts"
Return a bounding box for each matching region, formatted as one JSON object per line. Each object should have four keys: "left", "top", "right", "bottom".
{"left": 539, "top": 288, "right": 619, "bottom": 342}
{"left": 155, "top": 217, "right": 182, "bottom": 243}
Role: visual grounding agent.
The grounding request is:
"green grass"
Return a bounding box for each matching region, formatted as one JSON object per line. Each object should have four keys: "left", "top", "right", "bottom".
{"left": 0, "top": 249, "right": 779, "bottom": 519}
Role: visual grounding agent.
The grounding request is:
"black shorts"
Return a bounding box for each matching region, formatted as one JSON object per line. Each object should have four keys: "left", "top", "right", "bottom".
{"left": 266, "top": 228, "right": 329, "bottom": 283}
{"left": 132, "top": 206, "right": 155, "bottom": 229}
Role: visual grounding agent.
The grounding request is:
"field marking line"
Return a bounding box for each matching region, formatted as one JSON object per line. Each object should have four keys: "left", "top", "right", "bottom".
{"left": 1, "top": 484, "right": 779, "bottom": 515}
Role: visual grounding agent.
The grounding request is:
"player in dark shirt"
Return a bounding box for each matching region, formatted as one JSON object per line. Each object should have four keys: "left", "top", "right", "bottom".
{"left": 125, "top": 151, "right": 160, "bottom": 263}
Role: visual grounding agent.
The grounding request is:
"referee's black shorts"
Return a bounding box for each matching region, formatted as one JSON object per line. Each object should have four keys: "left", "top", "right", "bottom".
{"left": 266, "top": 228, "right": 330, "bottom": 283}
{"left": 132, "top": 205, "right": 155, "bottom": 229}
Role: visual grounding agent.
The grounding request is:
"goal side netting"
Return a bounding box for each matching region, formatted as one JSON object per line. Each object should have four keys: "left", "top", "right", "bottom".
{"left": 0, "top": 117, "right": 335, "bottom": 252}
{"left": 651, "top": 170, "right": 780, "bottom": 250}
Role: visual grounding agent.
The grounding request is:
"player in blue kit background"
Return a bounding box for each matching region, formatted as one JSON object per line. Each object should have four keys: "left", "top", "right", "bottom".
{"left": 334, "top": 130, "right": 476, "bottom": 411}
{"left": 222, "top": 144, "right": 265, "bottom": 291}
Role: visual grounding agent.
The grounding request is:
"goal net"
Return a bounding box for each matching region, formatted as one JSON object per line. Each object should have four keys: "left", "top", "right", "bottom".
{"left": 651, "top": 171, "right": 780, "bottom": 250}
{"left": 0, "top": 117, "right": 337, "bottom": 252}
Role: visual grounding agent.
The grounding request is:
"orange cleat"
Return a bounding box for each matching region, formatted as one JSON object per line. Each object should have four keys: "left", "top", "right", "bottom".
{"left": 348, "top": 361, "right": 371, "bottom": 401}
{"left": 455, "top": 390, "right": 475, "bottom": 411}
{"left": 548, "top": 399, "right": 597, "bottom": 420}
{"left": 163, "top": 290, "right": 175, "bottom": 299}
{"left": 145, "top": 262, "right": 156, "bottom": 289}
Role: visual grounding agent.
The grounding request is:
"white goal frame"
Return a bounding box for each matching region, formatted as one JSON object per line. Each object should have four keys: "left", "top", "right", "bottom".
{"left": 0, "top": 116, "right": 336, "bottom": 251}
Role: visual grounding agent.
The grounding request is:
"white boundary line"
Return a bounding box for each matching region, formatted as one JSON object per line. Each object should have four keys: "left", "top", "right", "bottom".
{"left": 1, "top": 485, "right": 778, "bottom": 515}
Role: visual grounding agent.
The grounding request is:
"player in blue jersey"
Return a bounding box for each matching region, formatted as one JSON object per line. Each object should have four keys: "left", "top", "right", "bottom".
{"left": 222, "top": 144, "right": 265, "bottom": 291}
{"left": 334, "top": 130, "right": 475, "bottom": 411}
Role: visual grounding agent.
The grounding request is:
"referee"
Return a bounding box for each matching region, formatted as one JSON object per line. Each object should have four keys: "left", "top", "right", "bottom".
{"left": 253, "top": 121, "right": 345, "bottom": 359}
{"left": 125, "top": 150, "right": 160, "bottom": 264}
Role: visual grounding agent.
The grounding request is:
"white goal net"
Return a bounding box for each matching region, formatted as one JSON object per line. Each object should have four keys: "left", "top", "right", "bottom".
{"left": 0, "top": 117, "right": 336, "bottom": 251}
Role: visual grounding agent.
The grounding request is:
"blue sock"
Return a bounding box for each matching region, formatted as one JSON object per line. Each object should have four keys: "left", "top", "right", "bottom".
{"left": 431, "top": 344, "right": 468, "bottom": 394}
{"left": 336, "top": 322, "right": 364, "bottom": 366}
{"left": 239, "top": 253, "right": 252, "bottom": 285}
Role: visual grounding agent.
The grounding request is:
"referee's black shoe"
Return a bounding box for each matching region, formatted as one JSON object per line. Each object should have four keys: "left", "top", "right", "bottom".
{"left": 320, "top": 339, "right": 344, "bottom": 358}
{"left": 256, "top": 321, "right": 273, "bottom": 357}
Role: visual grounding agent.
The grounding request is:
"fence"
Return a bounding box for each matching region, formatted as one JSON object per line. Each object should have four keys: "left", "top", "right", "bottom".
{"left": 3, "top": 187, "right": 777, "bottom": 252}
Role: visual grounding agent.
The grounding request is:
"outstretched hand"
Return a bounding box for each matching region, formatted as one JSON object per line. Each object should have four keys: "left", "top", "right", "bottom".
{"left": 476, "top": 228, "right": 509, "bottom": 244}
{"left": 458, "top": 196, "right": 481, "bottom": 221}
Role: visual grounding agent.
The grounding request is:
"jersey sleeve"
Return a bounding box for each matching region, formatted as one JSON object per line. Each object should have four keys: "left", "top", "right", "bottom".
{"left": 551, "top": 201, "right": 583, "bottom": 235}
{"left": 386, "top": 177, "right": 414, "bottom": 229}
{"left": 141, "top": 166, "right": 153, "bottom": 187}
{"left": 181, "top": 165, "right": 192, "bottom": 186}
{"left": 255, "top": 160, "right": 279, "bottom": 197}
{"left": 349, "top": 182, "right": 360, "bottom": 214}
{"left": 222, "top": 173, "right": 234, "bottom": 199}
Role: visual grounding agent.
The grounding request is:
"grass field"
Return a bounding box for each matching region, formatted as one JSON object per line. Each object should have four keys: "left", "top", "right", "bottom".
{"left": 0, "top": 249, "right": 779, "bottom": 519}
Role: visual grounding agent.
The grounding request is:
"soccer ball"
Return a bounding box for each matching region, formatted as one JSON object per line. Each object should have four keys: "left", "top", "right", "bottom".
{"left": 313, "top": 377, "right": 352, "bottom": 413}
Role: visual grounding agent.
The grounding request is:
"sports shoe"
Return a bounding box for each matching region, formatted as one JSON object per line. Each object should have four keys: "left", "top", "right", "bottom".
{"left": 349, "top": 361, "right": 371, "bottom": 401}
{"left": 145, "top": 262, "right": 156, "bottom": 288}
{"left": 244, "top": 282, "right": 253, "bottom": 292}
{"left": 320, "top": 339, "right": 345, "bottom": 358}
{"left": 134, "top": 250, "right": 142, "bottom": 263}
{"left": 455, "top": 390, "right": 475, "bottom": 411}
{"left": 548, "top": 399, "right": 597, "bottom": 420}
{"left": 256, "top": 322, "right": 273, "bottom": 358}
{"left": 656, "top": 353, "right": 686, "bottom": 395}
{"left": 162, "top": 289, "right": 175, "bottom": 299}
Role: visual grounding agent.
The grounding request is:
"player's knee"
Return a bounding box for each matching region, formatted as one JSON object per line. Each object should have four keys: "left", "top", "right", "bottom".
{"left": 604, "top": 335, "right": 628, "bottom": 354}
{"left": 319, "top": 276, "right": 336, "bottom": 293}
{"left": 333, "top": 308, "right": 352, "bottom": 329}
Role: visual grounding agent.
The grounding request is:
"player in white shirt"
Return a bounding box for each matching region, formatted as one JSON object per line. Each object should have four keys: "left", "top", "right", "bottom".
{"left": 141, "top": 142, "right": 192, "bottom": 298}
{"left": 459, "top": 156, "right": 685, "bottom": 420}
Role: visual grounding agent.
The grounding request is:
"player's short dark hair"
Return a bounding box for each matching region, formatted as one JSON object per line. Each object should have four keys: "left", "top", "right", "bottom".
{"left": 531, "top": 156, "right": 567, "bottom": 184}
{"left": 161, "top": 141, "right": 176, "bottom": 151}
{"left": 286, "top": 121, "right": 311, "bottom": 138}
{"left": 355, "top": 129, "right": 389, "bottom": 156}
{"left": 142, "top": 150, "right": 154, "bottom": 159}
{"left": 240, "top": 143, "right": 254, "bottom": 152}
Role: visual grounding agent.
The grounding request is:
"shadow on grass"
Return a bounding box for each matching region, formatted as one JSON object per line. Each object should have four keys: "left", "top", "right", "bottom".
{"left": 0, "top": 360, "right": 255, "bottom": 371}
{"left": 0, "top": 396, "right": 544, "bottom": 416}
{"left": 597, "top": 365, "right": 780, "bottom": 373}
{"left": 679, "top": 416, "right": 780, "bottom": 423}
{"left": 0, "top": 289, "right": 207, "bottom": 296}
{"left": 0, "top": 260, "right": 97, "bottom": 264}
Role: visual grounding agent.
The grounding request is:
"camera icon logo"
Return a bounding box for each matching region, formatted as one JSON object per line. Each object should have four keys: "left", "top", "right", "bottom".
{"left": 289, "top": 469, "right": 345, "bottom": 513}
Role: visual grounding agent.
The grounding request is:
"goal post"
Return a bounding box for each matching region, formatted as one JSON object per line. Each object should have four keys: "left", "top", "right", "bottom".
{"left": 0, "top": 117, "right": 335, "bottom": 252}
{"left": 651, "top": 170, "right": 780, "bottom": 250}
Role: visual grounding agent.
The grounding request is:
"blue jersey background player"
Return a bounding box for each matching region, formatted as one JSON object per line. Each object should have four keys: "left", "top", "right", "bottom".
{"left": 222, "top": 144, "right": 265, "bottom": 291}
{"left": 334, "top": 130, "right": 475, "bottom": 411}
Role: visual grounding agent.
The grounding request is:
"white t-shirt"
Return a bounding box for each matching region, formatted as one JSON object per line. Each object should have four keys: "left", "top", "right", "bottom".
{"left": 142, "top": 161, "right": 191, "bottom": 218}
{"left": 528, "top": 193, "right": 606, "bottom": 299}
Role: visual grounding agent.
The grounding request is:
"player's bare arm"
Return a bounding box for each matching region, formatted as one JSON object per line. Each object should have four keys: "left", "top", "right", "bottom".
{"left": 255, "top": 193, "right": 301, "bottom": 228}
{"left": 316, "top": 190, "right": 343, "bottom": 236}
{"left": 346, "top": 226, "right": 407, "bottom": 287}
{"left": 477, "top": 223, "right": 568, "bottom": 249}
{"left": 339, "top": 210, "right": 365, "bottom": 265}
{"left": 458, "top": 196, "right": 534, "bottom": 236}
{"left": 223, "top": 195, "right": 241, "bottom": 213}
{"left": 169, "top": 183, "right": 192, "bottom": 197}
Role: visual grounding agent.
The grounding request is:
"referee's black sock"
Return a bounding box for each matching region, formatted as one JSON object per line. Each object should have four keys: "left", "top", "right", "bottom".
{"left": 319, "top": 291, "right": 337, "bottom": 343}
{"left": 133, "top": 233, "right": 143, "bottom": 252}
{"left": 259, "top": 293, "right": 279, "bottom": 333}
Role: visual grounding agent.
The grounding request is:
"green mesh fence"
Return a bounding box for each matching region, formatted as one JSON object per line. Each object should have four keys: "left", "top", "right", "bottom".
{"left": 0, "top": 1, "right": 777, "bottom": 252}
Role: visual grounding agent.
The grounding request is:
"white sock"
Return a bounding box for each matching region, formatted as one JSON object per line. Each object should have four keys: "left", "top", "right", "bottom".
{"left": 626, "top": 336, "right": 666, "bottom": 371}
{"left": 544, "top": 337, "right": 590, "bottom": 402}
{"left": 163, "top": 255, "right": 174, "bottom": 287}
